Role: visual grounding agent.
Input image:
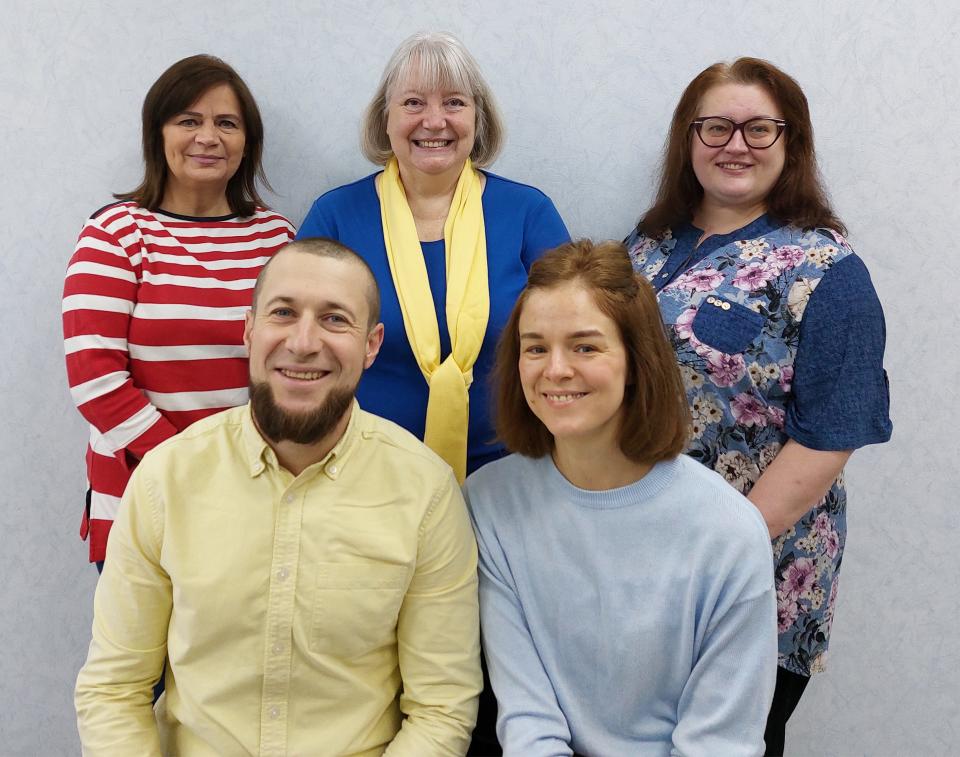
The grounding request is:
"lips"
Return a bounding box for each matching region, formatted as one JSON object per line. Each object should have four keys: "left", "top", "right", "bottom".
{"left": 278, "top": 368, "right": 328, "bottom": 381}
{"left": 542, "top": 391, "right": 588, "bottom": 406}
{"left": 413, "top": 139, "right": 452, "bottom": 148}
{"left": 188, "top": 154, "right": 224, "bottom": 165}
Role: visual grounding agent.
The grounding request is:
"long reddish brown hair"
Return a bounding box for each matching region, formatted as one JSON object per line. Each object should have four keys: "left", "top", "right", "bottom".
{"left": 638, "top": 57, "right": 846, "bottom": 237}
{"left": 494, "top": 239, "right": 689, "bottom": 462}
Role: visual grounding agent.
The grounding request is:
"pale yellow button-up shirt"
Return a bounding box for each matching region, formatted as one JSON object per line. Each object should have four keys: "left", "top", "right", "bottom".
{"left": 75, "top": 402, "right": 481, "bottom": 756}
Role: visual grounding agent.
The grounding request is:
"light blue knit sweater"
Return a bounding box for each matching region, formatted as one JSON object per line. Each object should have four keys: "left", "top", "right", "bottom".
{"left": 464, "top": 453, "right": 777, "bottom": 757}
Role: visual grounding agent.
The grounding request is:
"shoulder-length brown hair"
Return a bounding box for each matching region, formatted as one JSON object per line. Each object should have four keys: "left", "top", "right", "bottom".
{"left": 115, "top": 54, "right": 270, "bottom": 216}
{"left": 639, "top": 57, "right": 845, "bottom": 237}
{"left": 495, "top": 239, "right": 689, "bottom": 463}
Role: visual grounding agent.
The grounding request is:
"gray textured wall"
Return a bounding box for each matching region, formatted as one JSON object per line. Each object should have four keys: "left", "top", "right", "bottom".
{"left": 2, "top": 0, "right": 957, "bottom": 754}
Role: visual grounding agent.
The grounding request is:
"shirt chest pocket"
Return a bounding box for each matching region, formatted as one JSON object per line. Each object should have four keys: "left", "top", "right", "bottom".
{"left": 691, "top": 296, "right": 765, "bottom": 355}
{"left": 310, "top": 563, "right": 410, "bottom": 659}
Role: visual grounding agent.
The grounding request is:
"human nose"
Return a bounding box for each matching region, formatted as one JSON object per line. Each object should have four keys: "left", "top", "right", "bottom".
{"left": 724, "top": 126, "right": 749, "bottom": 151}
{"left": 286, "top": 317, "right": 322, "bottom": 356}
{"left": 194, "top": 121, "right": 220, "bottom": 146}
{"left": 543, "top": 350, "right": 574, "bottom": 381}
{"left": 422, "top": 102, "right": 447, "bottom": 130}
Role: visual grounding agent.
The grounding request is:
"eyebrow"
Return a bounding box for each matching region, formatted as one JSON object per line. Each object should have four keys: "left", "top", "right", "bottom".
{"left": 176, "top": 109, "right": 243, "bottom": 120}
{"left": 519, "top": 329, "right": 606, "bottom": 340}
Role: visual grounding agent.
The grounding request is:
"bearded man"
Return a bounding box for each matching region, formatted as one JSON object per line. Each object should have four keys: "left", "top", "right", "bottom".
{"left": 75, "top": 238, "right": 482, "bottom": 756}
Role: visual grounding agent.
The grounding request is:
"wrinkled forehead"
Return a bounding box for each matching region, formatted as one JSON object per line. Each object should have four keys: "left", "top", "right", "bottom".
{"left": 387, "top": 52, "right": 474, "bottom": 101}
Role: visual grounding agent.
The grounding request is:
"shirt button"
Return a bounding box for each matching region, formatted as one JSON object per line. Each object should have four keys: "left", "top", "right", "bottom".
{"left": 659, "top": 272, "right": 669, "bottom": 278}
{"left": 706, "top": 296, "right": 715, "bottom": 304}
{"left": 721, "top": 302, "right": 731, "bottom": 311}
{"left": 269, "top": 706, "right": 280, "bottom": 720}
{"left": 284, "top": 493, "right": 294, "bottom": 504}
{"left": 277, "top": 567, "right": 289, "bottom": 581}
{"left": 272, "top": 642, "right": 283, "bottom": 654}
{"left": 328, "top": 464, "right": 338, "bottom": 475}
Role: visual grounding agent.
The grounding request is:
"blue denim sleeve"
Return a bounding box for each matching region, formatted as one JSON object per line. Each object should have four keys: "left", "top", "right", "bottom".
{"left": 785, "top": 254, "right": 893, "bottom": 450}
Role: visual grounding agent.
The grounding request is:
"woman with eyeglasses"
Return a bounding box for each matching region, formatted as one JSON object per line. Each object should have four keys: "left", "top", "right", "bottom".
{"left": 623, "top": 58, "right": 892, "bottom": 755}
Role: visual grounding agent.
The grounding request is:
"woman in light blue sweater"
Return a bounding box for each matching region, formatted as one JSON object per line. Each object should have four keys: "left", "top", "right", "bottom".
{"left": 464, "top": 239, "right": 777, "bottom": 756}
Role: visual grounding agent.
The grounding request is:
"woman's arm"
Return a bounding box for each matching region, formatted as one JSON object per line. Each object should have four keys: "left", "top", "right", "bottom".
{"left": 464, "top": 484, "right": 573, "bottom": 757}
{"left": 63, "top": 210, "right": 179, "bottom": 461}
{"left": 748, "top": 440, "right": 851, "bottom": 538}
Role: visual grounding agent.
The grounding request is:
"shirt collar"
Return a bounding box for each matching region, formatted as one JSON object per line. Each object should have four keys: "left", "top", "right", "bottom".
{"left": 240, "top": 400, "right": 363, "bottom": 480}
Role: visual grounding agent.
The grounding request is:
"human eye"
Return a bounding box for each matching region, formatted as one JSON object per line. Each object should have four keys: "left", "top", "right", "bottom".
{"left": 176, "top": 117, "right": 199, "bottom": 127}
{"left": 574, "top": 344, "right": 598, "bottom": 354}
{"left": 218, "top": 117, "right": 241, "bottom": 130}
{"left": 445, "top": 96, "right": 467, "bottom": 108}
{"left": 323, "top": 313, "right": 352, "bottom": 329}
{"left": 270, "top": 306, "right": 294, "bottom": 318}
{"left": 522, "top": 343, "right": 546, "bottom": 355}
{"left": 748, "top": 120, "right": 774, "bottom": 136}
{"left": 402, "top": 97, "right": 424, "bottom": 109}
{"left": 704, "top": 119, "right": 730, "bottom": 136}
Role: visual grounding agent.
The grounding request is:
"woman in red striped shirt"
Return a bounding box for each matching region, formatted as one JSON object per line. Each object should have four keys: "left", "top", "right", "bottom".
{"left": 63, "top": 55, "right": 294, "bottom": 565}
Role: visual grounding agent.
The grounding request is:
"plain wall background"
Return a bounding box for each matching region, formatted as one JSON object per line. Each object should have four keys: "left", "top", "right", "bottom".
{"left": 2, "top": 1, "right": 957, "bottom": 753}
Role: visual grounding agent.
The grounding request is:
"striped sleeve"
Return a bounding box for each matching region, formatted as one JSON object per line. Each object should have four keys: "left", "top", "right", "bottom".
{"left": 63, "top": 206, "right": 178, "bottom": 461}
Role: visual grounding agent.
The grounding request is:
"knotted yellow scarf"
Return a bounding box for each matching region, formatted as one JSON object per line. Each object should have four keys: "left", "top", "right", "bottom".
{"left": 378, "top": 157, "right": 489, "bottom": 482}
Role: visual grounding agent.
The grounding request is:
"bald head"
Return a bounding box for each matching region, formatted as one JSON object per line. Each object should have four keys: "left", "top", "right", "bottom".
{"left": 252, "top": 238, "right": 381, "bottom": 326}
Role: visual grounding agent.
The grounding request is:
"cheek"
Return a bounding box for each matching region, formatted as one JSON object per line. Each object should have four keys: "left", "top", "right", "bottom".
{"left": 517, "top": 363, "right": 538, "bottom": 397}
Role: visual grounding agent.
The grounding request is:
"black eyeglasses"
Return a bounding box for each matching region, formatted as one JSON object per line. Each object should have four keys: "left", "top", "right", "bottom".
{"left": 690, "top": 117, "right": 787, "bottom": 149}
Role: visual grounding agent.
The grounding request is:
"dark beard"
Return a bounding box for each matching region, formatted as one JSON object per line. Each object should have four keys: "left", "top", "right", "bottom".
{"left": 249, "top": 380, "right": 356, "bottom": 445}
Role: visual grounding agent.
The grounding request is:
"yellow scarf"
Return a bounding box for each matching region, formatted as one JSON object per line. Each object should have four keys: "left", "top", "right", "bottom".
{"left": 378, "top": 157, "right": 489, "bottom": 483}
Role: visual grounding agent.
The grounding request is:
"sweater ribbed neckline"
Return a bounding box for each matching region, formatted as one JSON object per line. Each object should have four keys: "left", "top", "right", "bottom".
{"left": 539, "top": 454, "right": 681, "bottom": 510}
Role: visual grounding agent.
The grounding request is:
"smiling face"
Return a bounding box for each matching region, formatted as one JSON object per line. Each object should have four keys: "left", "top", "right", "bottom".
{"left": 161, "top": 83, "right": 245, "bottom": 209}
{"left": 691, "top": 82, "right": 786, "bottom": 222}
{"left": 518, "top": 282, "right": 629, "bottom": 454}
{"left": 385, "top": 77, "right": 476, "bottom": 181}
{"left": 244, "top": 250, "right": 384, "bottom": 445}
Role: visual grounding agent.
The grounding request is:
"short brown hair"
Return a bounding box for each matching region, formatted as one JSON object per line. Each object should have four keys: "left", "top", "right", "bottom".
{"left": 360, "top": 31, "right": 504, "bottom": 167}
{"left": 115, "top": 54, "right": 270, "bottom": 216}
{"left": 495, "top": 239, "right": 689, "bottom": 462}
{"left": 251, "top": 238, "right": 381, "bottom": 327}
{"left": 639, "top": 57, "right": 846, "bottom": 237}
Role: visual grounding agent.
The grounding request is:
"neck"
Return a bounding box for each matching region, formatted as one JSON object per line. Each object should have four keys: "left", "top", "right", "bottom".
{"left": 692, "top": 200, "right": 766, "bottom": 243}
{"left": 258, "top": 407, "right": 352, "bottom": 477}
{"left": 397, "top": 161, "right": 464, "bottom": 203}
{"left": 552, "top": 436, "right": 653, "bottom": 491}
{"left": 160, "top": 183, "right": 233, "bottom": 217}
{"left": 389, "top": 163, "right": 465, "bottom": 242}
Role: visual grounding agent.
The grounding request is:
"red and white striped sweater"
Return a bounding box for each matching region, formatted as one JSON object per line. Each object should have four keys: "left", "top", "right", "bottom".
{"left": 63, "top": 201, "right": 295, "bottom": 561}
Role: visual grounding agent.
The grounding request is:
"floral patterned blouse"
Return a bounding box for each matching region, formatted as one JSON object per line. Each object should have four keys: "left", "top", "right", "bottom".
{"left": 626, "top": 215, "right": 892, "bottom": 676}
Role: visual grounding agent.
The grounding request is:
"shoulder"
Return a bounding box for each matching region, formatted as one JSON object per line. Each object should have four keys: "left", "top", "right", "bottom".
{"left": 83, "top": 200, "right": 146, "bottom": 231}
{"left": 310, "top": 173, "right": 380, "bottom": 209}
{"left": 138, "top": 407, "right": 245, "bottom": 471}
{"left": 354, "top": 406, "right": 459, "bottom": 485}
{"left": 669, "top": 456, "right": 771, "bottom": 547}
{"left": 463, "top": 454, "right": 544, "bottom": 520}
{"left": 246, "top": 207, "right": 296, "bottom": 234}
{"left": 481, "top": 171, "right": 557, "bottom": 206}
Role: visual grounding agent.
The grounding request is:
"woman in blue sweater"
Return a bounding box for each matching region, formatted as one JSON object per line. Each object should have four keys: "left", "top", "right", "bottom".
{"left": 297, "top": 31, "right": 568, "bottom": 483}
{"left": 465, "top": 239, "right": 777, "bottom": 756}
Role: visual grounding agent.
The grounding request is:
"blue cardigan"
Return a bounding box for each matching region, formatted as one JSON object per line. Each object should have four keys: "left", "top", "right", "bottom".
{"left": 297, "top": 171, "right": 570, "bottom": 473}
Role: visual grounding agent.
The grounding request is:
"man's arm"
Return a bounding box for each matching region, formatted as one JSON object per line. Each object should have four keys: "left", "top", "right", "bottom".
{"left": 385, "top": 474, "right": 482, "bottom": 757}
{"left": 75, "top": 468, "right": 171, "bottom": 756}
